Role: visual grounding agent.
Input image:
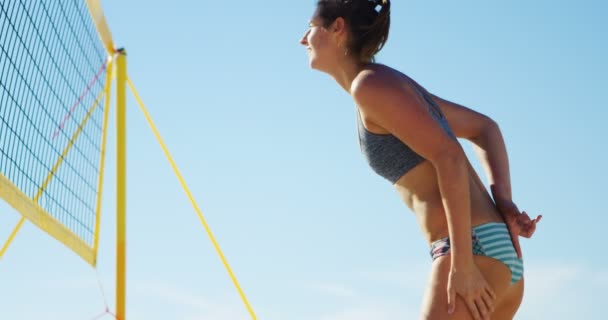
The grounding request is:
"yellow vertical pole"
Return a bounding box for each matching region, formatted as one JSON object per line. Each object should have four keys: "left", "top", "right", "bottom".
{"left": 116, "top": 48, "right": 127, "bottom": 320}
{"left": 93, "top": 57, "right": 114, "bottom": 262}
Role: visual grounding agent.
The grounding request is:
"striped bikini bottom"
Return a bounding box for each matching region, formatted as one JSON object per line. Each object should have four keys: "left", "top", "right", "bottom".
{"left": 430, "top": 222, "right": 523, "bottom": 285}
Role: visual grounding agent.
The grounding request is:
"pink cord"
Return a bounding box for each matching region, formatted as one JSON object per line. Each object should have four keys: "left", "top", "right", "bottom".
{"left": 52, "top": 62, "right": 107, "bottom": 140}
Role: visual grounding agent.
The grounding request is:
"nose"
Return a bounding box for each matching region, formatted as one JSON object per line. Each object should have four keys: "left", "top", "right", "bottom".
{"left": 299, "top": 30, "right": 309, "bottom": 46}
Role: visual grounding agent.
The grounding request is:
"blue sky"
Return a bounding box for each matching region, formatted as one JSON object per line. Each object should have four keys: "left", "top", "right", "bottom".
{"left": 1, "top": 0, "right": 607, "bottom": 319}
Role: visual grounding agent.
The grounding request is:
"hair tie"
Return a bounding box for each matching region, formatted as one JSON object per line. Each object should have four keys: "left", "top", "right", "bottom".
{"left": 372, "top": 0, "right": 389, "bottom": 9}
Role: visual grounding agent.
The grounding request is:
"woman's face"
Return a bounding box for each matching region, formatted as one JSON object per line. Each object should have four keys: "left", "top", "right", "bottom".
{"left": 299, "top": 14, "right": 340, "bottom": 72}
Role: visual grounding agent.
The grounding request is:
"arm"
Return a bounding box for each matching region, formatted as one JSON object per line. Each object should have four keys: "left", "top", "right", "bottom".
{"left": 471, "top": 121, "right": 513, "bottom": 205}
{"left": 429, "top": 94, "right": 511, "bottom": 203}
{"left": 431, "top": 94, "right": 542, "bottom": 242}
{"left": 352, "top": 71, "right": 494, "bottom": 317}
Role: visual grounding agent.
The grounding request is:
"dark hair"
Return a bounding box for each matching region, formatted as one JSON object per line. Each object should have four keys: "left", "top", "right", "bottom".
{"left": 316, "top": 0, "right": 391, "bottom": 63}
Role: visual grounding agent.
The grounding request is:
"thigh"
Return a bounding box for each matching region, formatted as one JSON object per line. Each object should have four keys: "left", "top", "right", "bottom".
{"left": 492, "top": 277, "right": 524, "bottom": 320}
{"left": 420, "top": 255, "right": 515, "bottom": 320}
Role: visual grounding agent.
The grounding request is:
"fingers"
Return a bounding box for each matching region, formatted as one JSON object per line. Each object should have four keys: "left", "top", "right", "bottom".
{"left": 478, "top": 287, "right": 496, "bottom": 320}
{"left": 509, "top": 227, "right": 523, "bottom": 258}
{"left": 466, "top": 296, "right": 493, "bottom": 320}
{"left": 447, "top": 267, "right": 497, "bottom": 319}
{"left": 475, "top": 299, "right": 490, "bottom": 320}
{"left": 465, "top": 298, "right": 483, "bottom": 320}
{"left": 485, "top": 283, "right": 497, "bottom": 301}
{"left": 461, "top": 286, "right": 496, "bottom": 320}
{"left": 520, "top": 211, "right": 542, "bottom": 225}
{"left": 447, "top": 287, "right": 456, "bottom": 314}
{"left": 522, "top": 222, "right": 536, "bottom": 238}
{"left": 520, "top": 212, "right": 542, "bottom": 238}
{"left": 517, "top": 212, "right": 532, "bottom": 227}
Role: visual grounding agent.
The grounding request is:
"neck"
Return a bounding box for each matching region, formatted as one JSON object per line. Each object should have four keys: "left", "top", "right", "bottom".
{"left": 326, "top": 57, "right": 369, "bottom": 93}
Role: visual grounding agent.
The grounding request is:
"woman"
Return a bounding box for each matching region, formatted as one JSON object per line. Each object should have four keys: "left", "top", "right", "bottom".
{"left": 299, "top": 1, "right": 541, "bottom": 319}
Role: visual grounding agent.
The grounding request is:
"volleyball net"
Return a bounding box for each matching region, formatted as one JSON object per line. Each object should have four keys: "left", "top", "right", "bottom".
{"left": 0, "top": 1, "right": 256, "bottom": 319}
{"left": 0, "top": 0, "right": 110, "bottom": 265}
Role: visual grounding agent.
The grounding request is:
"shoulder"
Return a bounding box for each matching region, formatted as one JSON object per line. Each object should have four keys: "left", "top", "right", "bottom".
{"left": 350, "top": 67, "right": 385, "bottom": 96}
{"left": 348, "top": 66, "right": 463, "bottom": 163}
{"left": 351, "top": 65, "right": 396, "bottom": 97}
{"left": 350, "top": 65, "right": 418, "bottom": 115}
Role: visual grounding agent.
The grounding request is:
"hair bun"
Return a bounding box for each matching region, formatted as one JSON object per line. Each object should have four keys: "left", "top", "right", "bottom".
{"left": 316, "top": 0, "right": 390, "bottom": 62}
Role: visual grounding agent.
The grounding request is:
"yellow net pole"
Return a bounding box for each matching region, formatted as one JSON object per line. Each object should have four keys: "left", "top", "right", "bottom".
{"left": 93, "top": 56, "right": 114, "bottom": 261}
{"left": 116, "top": 49, "right": 127, "bottom": 320}
{"left": 127, "top": 77, "right": 257, "bottom": 319}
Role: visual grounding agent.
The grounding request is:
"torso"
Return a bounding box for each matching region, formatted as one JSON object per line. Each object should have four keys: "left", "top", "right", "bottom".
{"left": 392, "top": 159, "right": 504, "bottom": 244}
{"left": 354, "top": 65, "right": 522, "bottom": 316}
{"left": 356, "top": 66, "right": 505, "bottom": 244}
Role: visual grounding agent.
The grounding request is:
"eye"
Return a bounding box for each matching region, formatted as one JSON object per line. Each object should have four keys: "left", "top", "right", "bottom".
{"left": 308, "top": 21, "right": 320, "bottom": 29}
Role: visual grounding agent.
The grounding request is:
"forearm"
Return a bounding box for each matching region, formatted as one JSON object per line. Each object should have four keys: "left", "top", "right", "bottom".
{"left": 434, "top": 151, "right": 473, "bottom": 269}
{"left": 470, "top": 120, "right": 512, "bottom": 203}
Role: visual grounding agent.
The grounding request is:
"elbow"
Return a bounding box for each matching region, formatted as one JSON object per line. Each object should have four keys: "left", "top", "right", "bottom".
{"left": 431, "top": 143, "right": 468, "bottom": 173}
{"left": 471, "top": 116, "right": 500, "bottom": 145}
{"left": 483, "top": 116, "right": 499, "bottom": 133}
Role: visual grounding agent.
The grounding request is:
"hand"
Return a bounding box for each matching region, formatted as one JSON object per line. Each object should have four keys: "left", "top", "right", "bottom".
{"left": 495, "top": 199, "right": 542, "bottom": 258}
{"left": 447, "top": 264, "right": 496, "bottom": 320}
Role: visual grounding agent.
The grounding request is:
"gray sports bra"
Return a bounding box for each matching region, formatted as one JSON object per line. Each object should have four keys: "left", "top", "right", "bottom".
{"left": 356, "top": 85, "right": 456, "bottom": 184}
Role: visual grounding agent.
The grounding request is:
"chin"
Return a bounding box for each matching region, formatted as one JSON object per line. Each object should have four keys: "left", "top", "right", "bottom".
{"left": 309, "top": 58, "right": 329, "bottom": 73}
{"left": 309, "top": 56, "right": 319, "bottom": 69}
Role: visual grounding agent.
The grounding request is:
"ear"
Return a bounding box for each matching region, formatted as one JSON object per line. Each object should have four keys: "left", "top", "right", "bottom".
{"left": 330, "top": 17, "right": 348, "bottom": 35}
{"left": 330, "top": 17, "right": 348, "bottom": 45}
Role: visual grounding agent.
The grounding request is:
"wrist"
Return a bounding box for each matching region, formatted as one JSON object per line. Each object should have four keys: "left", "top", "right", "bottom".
{"left": 450, "top": 246, "right": 474, "bottom": 270}
{"left": 450, "top": 255, "right": 475, "bottom": 272}
{"left": 490, "top": 184, "right": 511, "bottom": 202}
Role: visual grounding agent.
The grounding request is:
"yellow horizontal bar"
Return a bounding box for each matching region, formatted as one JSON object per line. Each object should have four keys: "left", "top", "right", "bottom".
{"left": 85, "top": 0, "right": 115, "bottom": 53}
{"left": 0, "top": 173, "right": 95, "bottom": 265}
{"left": 0, "top": 86, "right": 106, "bottom": 264}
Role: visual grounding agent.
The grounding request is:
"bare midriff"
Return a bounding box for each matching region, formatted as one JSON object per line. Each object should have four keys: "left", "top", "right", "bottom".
{"left": 393, "top": 160, "right": 505, "bottom": 245}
